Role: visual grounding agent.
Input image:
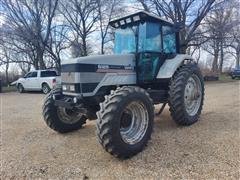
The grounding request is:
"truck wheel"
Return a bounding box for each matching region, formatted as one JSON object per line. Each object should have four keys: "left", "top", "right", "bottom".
{"left": 42, "top": 83, "right": 50, "bottom": 94}
{"left": 168, "top": 63, "right": 204, "bottom": 126}
{"left": 17, "top": 84, "right": 24, "bottom": 93}
{"left": 97, "top": 86, "right": 154, "bottom": 158}
{"left": 42, "top": 89, "right": 87, "bottom": 133}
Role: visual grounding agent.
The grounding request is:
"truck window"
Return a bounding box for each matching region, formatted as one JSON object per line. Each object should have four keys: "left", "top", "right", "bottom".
{"left": 24, "top": 72, "right": 31, "bottom": 78}
{"left": 41, "top": 71, "right": 57, "bottom": 77}
{"left": 24, "top": 72, "right": 37, "bottom": 78}
{"left": 30, "top": 72, "right": 38, "bottom": 78}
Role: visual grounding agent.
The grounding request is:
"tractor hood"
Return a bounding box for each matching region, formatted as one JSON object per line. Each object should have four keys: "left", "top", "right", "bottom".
{"left": 61, "top": 54, "right": 135, "bottom": 73}
{"left": 62, "top": 54, "right": 135, "bottom": 66}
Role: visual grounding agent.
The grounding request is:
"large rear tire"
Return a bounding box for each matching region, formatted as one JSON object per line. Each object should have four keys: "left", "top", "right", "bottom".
{"left": 168, "top": 63, "right": 204, "bottom": 126}
{"left": 42, "top": 89, "right": 87, "bottom": 133}
{"left": 97, "top": 86, "right": 154, "bottom": 158}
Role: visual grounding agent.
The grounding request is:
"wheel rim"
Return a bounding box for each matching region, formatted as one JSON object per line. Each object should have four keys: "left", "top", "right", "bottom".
{"left": 43, "top": 85, "right": 49, "bottom": 94}
{"left": 57, "top": 107, "right": 83, "bottom": 124}
{"left": 120, "top": 102, "right": 149, "bottom": 145}
{"left": 184, "top": 74, "right": 202, "bottom": 116}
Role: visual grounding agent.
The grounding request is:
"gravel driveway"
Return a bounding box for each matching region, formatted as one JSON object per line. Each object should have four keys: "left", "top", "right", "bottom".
{"left": 1, "top": 81, "right": 240, "bottom": 179}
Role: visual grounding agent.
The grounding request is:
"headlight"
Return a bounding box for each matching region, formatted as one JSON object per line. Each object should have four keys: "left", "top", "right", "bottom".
{"left": 62, "top": 85, "right": 67, "bottom": 91}
{"left": 69, "top": 85, "right": 75, "bottom": 91}
{"left": 62, "top": 84, "right": 75, "bottom": 92}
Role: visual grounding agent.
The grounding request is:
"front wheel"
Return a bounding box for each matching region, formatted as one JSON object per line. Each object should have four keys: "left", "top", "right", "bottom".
{"left": 42, "top": 89, "right": 87, "bottom": 133}
{"left": 168, "top": 63, "right": 204, "bottom": 126}
{"left": 17, "top": 84, "right": 24, "bottom": 93}
{"left": 97, "top": 86, "right": 154, "bottom": 158}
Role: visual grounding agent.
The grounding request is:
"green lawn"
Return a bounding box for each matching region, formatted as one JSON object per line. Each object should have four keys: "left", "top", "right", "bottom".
{"left": 218, "top": 74, "right": 239, "bottom": 82}
{"left": 1, "top": 86, "right": 17, "bottom": 92}
{"left": 219, "top": 74, "right": 231, "bottom": 81}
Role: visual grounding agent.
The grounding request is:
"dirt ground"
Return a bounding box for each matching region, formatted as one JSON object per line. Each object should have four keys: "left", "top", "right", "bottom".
{"left": 1, "top": 81, "right": 240, "bottom": 179}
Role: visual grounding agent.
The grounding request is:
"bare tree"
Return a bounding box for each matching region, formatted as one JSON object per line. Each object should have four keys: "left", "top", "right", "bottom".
{"left": 96, "top": 0, "right": 122, "bottom": 54}
{"left": 226, "top": 0, "right": 240, "bottom": 68}
{"left": 1, "top": 0, "right": 59, "bottom": 70}
{"left": 202, "top": 0, "right": 238, "bottom": 72}
{"left": 136, "top": 0, "right": 216, "bottom": 53}
{"left": 60, "top": 0, "right": 99, "bottom": 56}
{"left": 46, "top": 25, "right": 70, "bottom": 71}
{"left": 229, "top": 26, "right": 240, "bottom": 68}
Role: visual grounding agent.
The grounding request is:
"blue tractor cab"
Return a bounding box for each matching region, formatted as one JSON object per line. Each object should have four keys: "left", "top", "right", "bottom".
{"left": 110, "top": 11, "right": 180, "bottom": 84}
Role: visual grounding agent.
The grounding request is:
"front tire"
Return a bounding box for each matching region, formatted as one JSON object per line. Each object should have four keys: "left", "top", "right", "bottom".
{"left": 42, "top": 89, "right": 87, "bottom": 133}
{"left": 17, "top": 84, "right": 24, "bottom": 93}
{"left": 168, "top": 63, "right": 204, "bottom": 126}
{"left": 97, "top": 86, "right": 154, "bottom": 158}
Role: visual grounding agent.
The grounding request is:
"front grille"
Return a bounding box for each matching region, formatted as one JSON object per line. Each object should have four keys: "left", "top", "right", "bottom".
{"left": 61, "top": 72, "right": 78, "bottom": 83}
{"left": 62, "top": 83, "right": 98, "bottom": 93}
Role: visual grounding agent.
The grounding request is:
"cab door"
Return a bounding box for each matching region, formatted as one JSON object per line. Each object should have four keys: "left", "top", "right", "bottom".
{"left": 136, "top": 22, "right": 177, "bottom": 84}
{"left": 137, "top": 22, "right": 162, "bottom": 84}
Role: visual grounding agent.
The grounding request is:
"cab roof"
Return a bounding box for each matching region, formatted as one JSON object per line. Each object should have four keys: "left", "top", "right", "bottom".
{"left": 109, "top": 11, "right": 174, "bottom": 28}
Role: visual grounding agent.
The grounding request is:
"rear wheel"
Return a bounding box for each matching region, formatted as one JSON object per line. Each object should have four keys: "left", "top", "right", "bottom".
{"left": 168, "top": 63, "right": 204, "bottom": 126}
{"left": 42, "top": 83, "right": 51, "bottom": 94}
{"left": 42, "top": 89, "right": 87, "bottom": 133}
{"left": 97, "top": 86, "right": 154, "bottom": 158}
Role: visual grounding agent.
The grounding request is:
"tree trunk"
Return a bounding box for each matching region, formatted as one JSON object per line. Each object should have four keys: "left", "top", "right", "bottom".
{"left": 179, "top": 27, "right": 187, "bottom": 54}
{"left": 219, "top": 40, "right": 224, "bottom": 73}
{"left": 34, "top": 59, "right": 39, "bottom": 70}
{"left": 236, "top": 46, "right": 240, "bottom": 68}
{"left": 82, "top": 36, "right": 87, "bottom": 56}
{"left": 5, "top": 62, "right": 9, "bottom": 85}
{"left": 101, "top": 40, "right": 104, "bottom": 54}
{"left": 37, "top": 48, "right": 45, "bottom": 69}
{"left": 180, "top": 45, "right": 187, "bottom": 54}
{"left": 212, "top": 47, "right": 219, "bottom": 73}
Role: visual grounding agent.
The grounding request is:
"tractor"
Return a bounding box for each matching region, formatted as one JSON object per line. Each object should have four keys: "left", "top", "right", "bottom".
{"left": 42, "top": 11, "right": 204, "bottom": 158}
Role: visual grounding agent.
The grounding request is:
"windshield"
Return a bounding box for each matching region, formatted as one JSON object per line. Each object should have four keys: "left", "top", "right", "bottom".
{"left": 114, "top": 27, "right": 137, "bottom": 54}
{"left": 138, "top": 22, "right": 162, "bottom": 52}
{"left": 114, "top": 23, "right": 176, "bottom": 54}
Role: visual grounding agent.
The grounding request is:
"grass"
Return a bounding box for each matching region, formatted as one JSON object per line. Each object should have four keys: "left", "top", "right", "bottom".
{"left": 1, "top": 86, "right": 17, "bottom": 93}
{"left": 219, "top": 74, "right": 232, "bottom": 81}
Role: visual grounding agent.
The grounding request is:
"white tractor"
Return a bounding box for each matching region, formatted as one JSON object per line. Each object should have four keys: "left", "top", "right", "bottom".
{"left": 42, "top": 11, "right": 204, "bottom": 158}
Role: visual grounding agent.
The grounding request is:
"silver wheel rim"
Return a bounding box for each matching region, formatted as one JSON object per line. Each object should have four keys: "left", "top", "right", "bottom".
{"left": 184, "top": 74, "right": 202, "bottom": 116}
{"left": 120, "top": 102, "right": 149, "bottom": 145}
{"left": 57, "top": 107, "right": 83, "bottom": 124}
{"left": 43, "top": 86, "right": 49, "bottom": 94}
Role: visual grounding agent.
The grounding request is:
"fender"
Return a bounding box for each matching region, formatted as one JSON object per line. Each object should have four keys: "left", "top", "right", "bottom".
{"left": 156, "top": 54, "right": 194, "bottom": 79}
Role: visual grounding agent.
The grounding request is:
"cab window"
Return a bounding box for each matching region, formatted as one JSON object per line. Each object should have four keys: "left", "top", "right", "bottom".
{"left": 114, "top": 27, "right": 137, "bottom": 54}
{"left": 138, "top": 22, "right": 162, "bottom": 52}
{"left": 162, "top": 26, "right": 176, "bottom": 53}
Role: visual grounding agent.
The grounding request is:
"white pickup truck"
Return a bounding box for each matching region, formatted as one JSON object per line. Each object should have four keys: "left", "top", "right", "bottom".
{"left": 12, "top": 70, "right": 61, "bottom": 94}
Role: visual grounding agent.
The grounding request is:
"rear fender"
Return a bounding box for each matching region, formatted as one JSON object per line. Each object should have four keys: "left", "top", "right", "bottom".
{"left": 156, "top": 54, "right": 194, "bottom": 79}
